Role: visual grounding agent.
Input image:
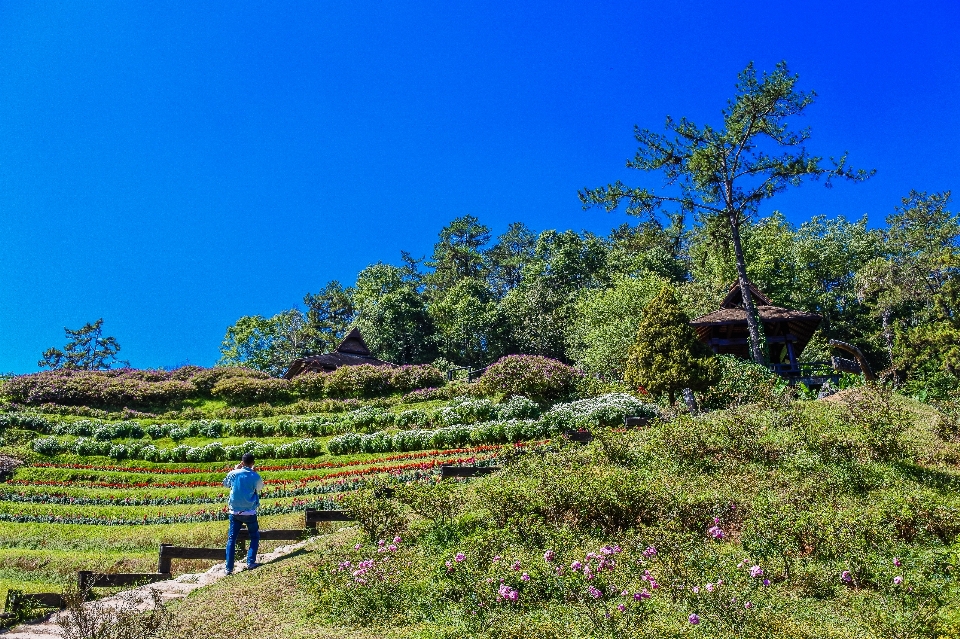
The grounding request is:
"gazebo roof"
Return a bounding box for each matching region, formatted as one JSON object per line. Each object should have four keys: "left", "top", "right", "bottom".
{"left": 689, "top": 282, "right": 823, "bottom": 359}
{"left": 283, "top": 328, "right": 392, "bottom": 378}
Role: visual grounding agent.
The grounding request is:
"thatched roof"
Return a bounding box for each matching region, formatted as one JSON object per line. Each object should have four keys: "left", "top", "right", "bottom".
{"left": 690, "top": 282, "right": 823, "bottom": 359}
{"left": 283, "top": 328, "right": 392, "bottom": 378}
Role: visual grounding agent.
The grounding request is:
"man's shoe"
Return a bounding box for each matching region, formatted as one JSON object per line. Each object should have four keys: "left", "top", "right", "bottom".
{"left": 246, "top": 562, "right": 261, "bottom": 570}
{"left": 225, "top": 569, "right": 233, "bottom": 575}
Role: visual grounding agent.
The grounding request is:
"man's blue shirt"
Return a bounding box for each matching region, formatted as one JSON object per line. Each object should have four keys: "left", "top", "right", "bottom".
{"left": 222, "top": 466, "right": 264, "bottom": 513}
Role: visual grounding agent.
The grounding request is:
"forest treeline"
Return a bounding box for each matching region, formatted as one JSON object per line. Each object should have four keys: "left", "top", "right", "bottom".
{"left": 219, "top": 189, "right": 959, "bottom": 394}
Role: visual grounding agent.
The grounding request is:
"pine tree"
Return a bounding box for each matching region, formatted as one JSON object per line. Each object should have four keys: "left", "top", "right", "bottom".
{"left": 624, "top": 286, "right": 718, "bottom": 404}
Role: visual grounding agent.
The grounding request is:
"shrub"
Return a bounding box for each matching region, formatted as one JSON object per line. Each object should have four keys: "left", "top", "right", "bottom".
{"left": 341, "top": 407, "right": 395, "bottom": 432}
{"left": 290, "top": 372, "right": 326, "bottom": 399}
{"left": 31, "top": 437, "right": 63, "bottom": 455}
{"left": 434, "top": 398, "right": 496, "bottom": 426}
{"left": 146, "top": 424, "right": 170, "bottom": 439}
{"left": 698, "top": 356, "right": 788, "bottom": 411}
{"left": 324, "top": 365, "right": 394, "bottom": 399}
{"left": 475, "top": 355, "right": 581, "bottom": 403}
{"left": 395, "top": 409, "right": 430, "bottom": 428}
{"left": 541, "top": 393, "right": 659, "bottom": 430}
{"left": 389, "top": 365, "right": 445, "bottom": 393}
{"left": 189, "top": 367, "right": 269, "bottom": 393}
{"left": 210, "top": 377, "right": 291, "bottom": 405}
{"left": 495, "top": 395, "right": 541, "bottom": 420}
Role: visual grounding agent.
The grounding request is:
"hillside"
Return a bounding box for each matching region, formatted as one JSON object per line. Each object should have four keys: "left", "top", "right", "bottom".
{"left": 0, "top": 360, "right": 958, "bottom": 638}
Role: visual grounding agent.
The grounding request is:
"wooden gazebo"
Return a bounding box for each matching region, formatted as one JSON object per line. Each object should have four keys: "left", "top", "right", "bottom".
{"left": 283, "top": 328, "right": 392, "bottom": 379}
{"left": 690, "top": 282, "right": 823, "bottom": 372}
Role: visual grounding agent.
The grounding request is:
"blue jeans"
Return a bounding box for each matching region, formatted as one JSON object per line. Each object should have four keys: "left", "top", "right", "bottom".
{"left": 225, "top": 514, "right": 259, "bottom": 572}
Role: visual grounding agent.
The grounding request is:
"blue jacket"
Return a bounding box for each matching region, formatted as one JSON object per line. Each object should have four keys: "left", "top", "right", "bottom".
{"left": 223, "top": 466, "right": 264, "bottom": 513}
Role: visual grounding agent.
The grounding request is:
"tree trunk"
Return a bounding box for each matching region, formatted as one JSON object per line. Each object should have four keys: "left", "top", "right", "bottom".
{"left": 728, "top": 213, "right": 765, "bottom": 364}
{"left": 881, "top": 308, "right": 894, "bottom": 368}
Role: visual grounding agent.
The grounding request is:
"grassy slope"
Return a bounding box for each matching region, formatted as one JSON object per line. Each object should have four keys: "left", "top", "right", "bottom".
{"left": 158, "top": 391, "right": 960, "bottom": 639}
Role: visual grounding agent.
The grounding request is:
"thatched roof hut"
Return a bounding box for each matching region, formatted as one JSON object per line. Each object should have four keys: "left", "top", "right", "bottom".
{"left": 690, "top": 282, "right": 822, "bottom": 366}
{"left": 283, "top": 328, "right": 392, "bottom": 378}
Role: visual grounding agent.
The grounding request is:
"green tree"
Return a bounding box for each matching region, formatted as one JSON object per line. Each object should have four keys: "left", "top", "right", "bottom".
{"left": 567, "top": 274, "right": 668, "bottom": 379}
{"left": 218, "top": 310, "right": 312, "bottom": 376}
{"left": 426, "top": 215, "right": 491, "bottom": 294}
{"left": 581, "top": 61, "right": 872, "bottom": 364}
{"left": 302, "top": 280, "right": 355, "bottom": 354}
{"left": 429, "top": 278, "right": 498, "bottom": 366}
{"left": 353, "top": 263, "right": 437, "bottom": 364}
{"left": 485, "top": 221, "right": 536, "bottom": 296}
{"left": 39, "top": 318, "right": 127, "bottom": 370}
{"left": 623, "top": 286, "right": 718, "bottom": 404}
{"left": 355, "top": 287, "right": 437, "bottom": 364}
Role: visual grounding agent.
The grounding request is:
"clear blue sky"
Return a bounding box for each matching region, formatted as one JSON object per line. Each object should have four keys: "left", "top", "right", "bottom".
{"left": 1, "top": 1, "right": 957, "bottom": 373}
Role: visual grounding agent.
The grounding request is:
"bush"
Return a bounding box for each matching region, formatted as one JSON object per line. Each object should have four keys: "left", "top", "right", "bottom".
{"left": 434, "top": 398, "right": 496, "bottom": 426}
{"left": 541, "top": 393, "right": 659, "bottom": 430}
{"left": 31, "top": 437, "right": 63, "bottom": 455}
{"left": 189, "top": 367, "right": 269, "bottom": 393}
{"left": 389, "top": 365, "right": 445, "bottom": 393}
{"left": 495, "top": 395, "right": 541, "bottom": 420}
{"left": 290, "top": 372, "right": 326, "bottom": 399}
{"left": 475, "top": 355, "right": 581, "bottom": 403}
{"left": 395, "top": 409, "right": 430, "bottom": 428}
{"left": 698, "top": 356, "right": 788, "bottom": 410}
{"left": 324, "top": 365, "right": 394, "bottom": 399}
{"left": 210, "top": 377, "right": 291, "bottom": 405}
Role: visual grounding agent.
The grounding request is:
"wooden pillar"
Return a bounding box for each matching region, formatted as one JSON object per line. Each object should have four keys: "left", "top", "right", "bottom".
{"left": 786, "top": 341, "right": 798, "bottom": 370}
{"left": 157, "top": 544, "right": 173, "bottom": 574}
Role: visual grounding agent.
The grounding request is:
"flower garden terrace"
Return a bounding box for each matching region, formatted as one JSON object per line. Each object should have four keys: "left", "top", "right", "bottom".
{"left": 0, "top": 387, "right": 657, "bottom": 607}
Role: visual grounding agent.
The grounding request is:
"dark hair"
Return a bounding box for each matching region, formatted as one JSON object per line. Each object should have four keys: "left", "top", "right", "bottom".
{"left": 241, "top": 452, "right": 255, "bottom": 466}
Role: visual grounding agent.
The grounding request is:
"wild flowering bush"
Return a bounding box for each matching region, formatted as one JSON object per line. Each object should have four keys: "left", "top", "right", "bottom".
{"left": 698, "top": 355, "right": 788, "bottom": 410}
{"left": 389, "top": 365, "right": 445, "bottom": 393}
{"left": 494, "top": 395, "right": 541, "bottom": 420}
{"left": 433, "top": 398, "right": 497, "bottom": 426}
{"left": 541, "top": 393, "right": 659, "bottom": 430}
{"left": 210, "top": 377, "right": 291, "bottom": 405}
{"left": 395, "top": 409, "right": 430, "bottom": 428}
{"left": 289, "top": 372, "right": 326, "bottom": 399}
{"left": 475, "top": 355, "right": 581, "bottom": 403}
{"left": 324, "top": 365, "right": 395, "bottom": 399}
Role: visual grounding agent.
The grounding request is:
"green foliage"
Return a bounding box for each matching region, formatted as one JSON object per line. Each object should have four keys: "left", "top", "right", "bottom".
{"left": 475, "top": 355, "right": 580, "bottom": 404}
{"left": 698, "top": 356, "right": 787, "bottom": 411}
{"left": 567, "top": 274, "right": 667, "bottom": 379}
{"left": 209, "top": 377, "right": 291, "bottom": 405}
{"left": 38, "top": 318, "right": 126, "bottom": 371}
{"left": 217, "top": 310, "right": 315, "bottom": 377}
{"left": 340, "top": 485, "right": 406, "bottom": 543}
{"left": 624, "top": 286, "right": 718, "bottom": 403}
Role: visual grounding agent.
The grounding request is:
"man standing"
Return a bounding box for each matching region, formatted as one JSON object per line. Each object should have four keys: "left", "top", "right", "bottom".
{"left": 223, "top": 452, "right": 264, "bottom": 575}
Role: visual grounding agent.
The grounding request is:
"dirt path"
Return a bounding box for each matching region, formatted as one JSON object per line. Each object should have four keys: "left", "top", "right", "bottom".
{"left": 2, "top": 537, "right": 316, "bottom": 638}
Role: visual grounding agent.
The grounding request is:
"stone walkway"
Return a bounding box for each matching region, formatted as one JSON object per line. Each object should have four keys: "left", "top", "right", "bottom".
{"left": 2, "top": 538, "right": 315, "bottom": 638}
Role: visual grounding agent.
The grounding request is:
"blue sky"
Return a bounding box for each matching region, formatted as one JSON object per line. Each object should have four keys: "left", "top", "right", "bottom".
{"left": 1, "top": 1, "right": 957, "bottom": 373}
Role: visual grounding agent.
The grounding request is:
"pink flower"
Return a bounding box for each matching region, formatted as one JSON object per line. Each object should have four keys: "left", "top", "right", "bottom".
{"left": 521, "top": 572, "right": 530, "bottom": 582}
{"left": 893, "top": 576, "right": 903, "bottom": 585}
{"left": 388, "top": 545, "right": 397, "bottom": 552}
{"left": 893, "top": 557, "right": 902, "bottom": 567}
{"left": 571, "top": 561, "right": 582, "bottom": 570}
{"left": 841, "top": 570, "right": 852, "bottom": 583}
{"left": 643, "top": 546, "right": 657, "bottom": 558}
{"left": 587, "top": 585, "right": 602, "bottom": 599}
{"left": 354, "top": 543, "right": 361, "bottom": 550}
{"left": 377, "top": 540, "right": 385, "bottom": 546}
{"left": 744, "top": 601, "right": 753, "bottom": 609}
{"left": 511, "top": 561, "right": 521, "bottom": 571}
{"left": 544, "top": 550, "right": 555, "bottom": 562}
{"left": 634, "top": 589, "right": 651, "bottom": 600}
{"left": 692, "top": 586, "right": 700, "bottom": 594}
{"left": 762, "top": 579, "right": 770, "bottom": 587}
{"left": 445, "top": 560, "right": 453, "bottom": 571}
{"left": 617, "top": 604, "right": 626, "bottom": 612}
{"left": 705, "top": 583, "right": 715, "bottom": 593}
{"left": 455, "top": 552, "right": 466, "bottom": 563}
{"left": 689, "top": 613, "right": 700, "bottom": 625}
{"left": 708, "top": 525, "right": 725, "bottom": 540}
{"left": 393, "top": 536, "right": 402, "bottom": 544}
{"left": 492, "top": 555, "right": 501, "bottom": 562}
{"left": 749, "top": 565, "right": 763, "bottom": 578}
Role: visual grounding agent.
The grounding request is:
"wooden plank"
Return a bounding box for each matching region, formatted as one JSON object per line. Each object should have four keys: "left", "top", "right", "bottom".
{"left": 234, "top": 529, "right": 305, "bottom": 542}
{"left": 4, "top": 591, "right": 64, "bottom": 612}
{"left": 439, "top": 465, "right": 501, "bottom": 480}
{"left": 159, "top": 546, "right": 227, "bottom": 561}
{"left": 562, "top": 429, "right": 593, "bottom": 444}
{"left": 304, "top": 509, "right": 352, "bottom": 529}
{"left": 624, "top": 416, "right": 650, "bottom": 428}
